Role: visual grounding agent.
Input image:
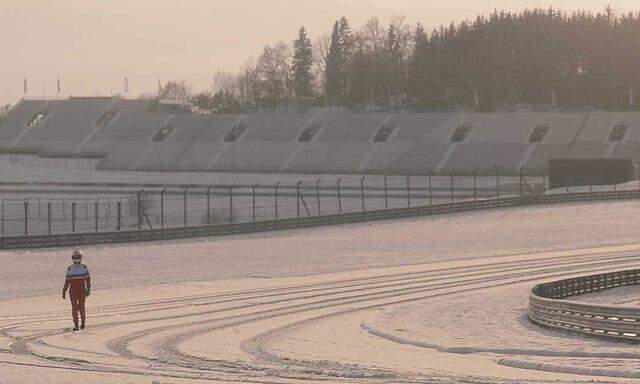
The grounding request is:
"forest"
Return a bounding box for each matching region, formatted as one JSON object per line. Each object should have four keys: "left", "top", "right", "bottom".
{"left": 165, "top": 7, "right": 640, "bottom": 113}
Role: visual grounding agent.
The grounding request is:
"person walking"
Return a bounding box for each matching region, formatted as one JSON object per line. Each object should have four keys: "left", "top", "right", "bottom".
{"left": 62, "top": 250, "right": 91, "bottom": 331}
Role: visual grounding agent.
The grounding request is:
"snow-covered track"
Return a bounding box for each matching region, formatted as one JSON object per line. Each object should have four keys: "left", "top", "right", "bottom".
{"left": 6, "top": 248, "right": 640, "bottom": 383}
{"left": 530, "top": 269, "right": 640, "bottom": 342}
{"left": 3, "top": 189, "right": 640, "bottom": 250}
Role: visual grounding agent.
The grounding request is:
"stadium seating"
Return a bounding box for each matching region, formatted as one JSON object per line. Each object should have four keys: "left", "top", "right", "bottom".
{"left": 442, "top": 143, "right": 530, "bottom": 172}
{"left": 13, "top": 98, "right": 114, "bottom": 154}
{"left": 316, "top": 114, "right": 387, "bottom": 141}
{"left": 2, "top": 99, "right": 639, "bottom": 175}
{"left": 0, "top": 100, "right": 47, "bottom": 149}
{"left": 524, "top": 113, "right": 587, "bottom": 168}
{"left": 77, "top": 99, "right": 154, "bottom": 157}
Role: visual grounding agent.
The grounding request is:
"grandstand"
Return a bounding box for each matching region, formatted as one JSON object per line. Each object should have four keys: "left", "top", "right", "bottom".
{"left": 1, "top": 98, "right": 639, "bottom": 176}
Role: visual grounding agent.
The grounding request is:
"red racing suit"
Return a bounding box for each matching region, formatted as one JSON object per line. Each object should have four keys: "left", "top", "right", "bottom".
{"left": 63, "top": 263, "right": 91, "bottom": 326}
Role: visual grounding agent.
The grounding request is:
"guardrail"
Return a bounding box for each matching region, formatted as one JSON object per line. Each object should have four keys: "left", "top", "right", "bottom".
{"left": 1, "top": 189, "right": 638, "bottom": 250}
{"left": 530, "top": 269, "right": 640, "bottom": 341}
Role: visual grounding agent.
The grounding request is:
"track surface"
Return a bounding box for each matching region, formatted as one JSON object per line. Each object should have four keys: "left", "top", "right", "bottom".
{"left": 3, "top": 247, "right": 640, "bottom": 383}
{"left": 3, "top": 200, "right": 640, "bottom": 383}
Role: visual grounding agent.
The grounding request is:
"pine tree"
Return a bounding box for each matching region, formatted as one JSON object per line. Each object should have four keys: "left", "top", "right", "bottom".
{"left": 292, "top": 26, "right": 314, "bottom": 98}
{"left": 325, "top": 21, "right": 343, "bottom": 104}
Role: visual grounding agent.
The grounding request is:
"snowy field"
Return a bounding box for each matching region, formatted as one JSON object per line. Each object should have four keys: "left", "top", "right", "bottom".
{"left": 2, "top": 198, "right": 640, "bottom": 383}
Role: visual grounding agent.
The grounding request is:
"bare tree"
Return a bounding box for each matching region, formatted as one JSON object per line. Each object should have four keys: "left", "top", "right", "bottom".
{"left": 212, "top": 70, "right": 239, "bottom": 95}
{"left": 158, "top": 80, "right": 191, "bottom": 104}
{"left": 312, "top": 34, "right": 330, "bottom": 95}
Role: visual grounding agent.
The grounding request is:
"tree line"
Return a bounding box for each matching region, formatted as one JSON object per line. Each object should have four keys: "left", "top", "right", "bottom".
{"left": 163, "top": 7, "right": 640, "bottom": 112}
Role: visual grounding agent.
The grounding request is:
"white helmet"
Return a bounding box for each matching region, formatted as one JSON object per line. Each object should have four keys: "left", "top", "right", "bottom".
{"left": 71, "top": 249, "right": 83, "bottom": 263}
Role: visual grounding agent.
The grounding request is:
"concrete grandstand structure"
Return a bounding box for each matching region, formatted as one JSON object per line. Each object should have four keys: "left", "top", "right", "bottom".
{"left": 1, "top": 97, "right": 639, "bottom": 175}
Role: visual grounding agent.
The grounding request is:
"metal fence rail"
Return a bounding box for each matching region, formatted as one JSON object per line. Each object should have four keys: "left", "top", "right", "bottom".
{"left": 530, "top": 269, "right": 640, "bottom": 342}
{"left": 1, "top": 189, "right": 638, "bottom": 249}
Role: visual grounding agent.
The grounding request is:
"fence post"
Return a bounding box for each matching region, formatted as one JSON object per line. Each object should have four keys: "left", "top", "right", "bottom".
{"left": 252, "top": 183, "right": 257, "bottom": 222}
{"left": 406, "top": 175, "right": 411, "bottom": 208}
{"left": 429, "top": 171, "right": 433, "bottom": 206}
{"left": 450, "top": 170, "right": 455, "bottom": 203}
{"left": 183, "top": 188, "right": 188, "bottom": 227}
{"left": 161, "top": 188, "right": 166, "bottom": 229}
{"left": 542, "top": 171, "right": 546, "bottom": 195}
{"left": 519, "top": 166, "right": 524, "bottom": 196}
{"left": 94, "top": 201, "right": 98, "bottom": 232}
{"left": 473, "top": 169, "right": 477, "bottom": 202}
{"left": 206, "top": 187, "right": 212, "bottom": 225}
{"left": 47, "top": 200, "right": 51, "bottom": 235}
{"left": 296, "top": 181, "right": 302, "bottom": 219}
{"left": 24, "top": 199, "right": 28, "bottom": 235}
{"left": 1, "top": 199, "right": 3, "bottom": 237}
{"left": 137, "top": 189, "right": 144, "bottom": 230}
{"left": 496, "top": 166, "right": 500, "bottom": 199}
{"left": 117, "top": 201, "right": 121, "bottom": 230}
{"left": 361, "top": 176, "right": 366, "bottom": 212}
{"left": 275, "top": 183, "right": 280, "bottom": 220}
{"left": 229, "top": 186, "right": 234, "bottom": 223}
{"left": 384, "top": 175, "right": 388, "bottom": 210}
{"left": 71, "top": 202, "right": 76, "bottom": 233}
{"left": 337, "top": 178, "right": 342, "bottom": 214}
{"left": 316, "top": 180, "right": 321, "bottom": 216}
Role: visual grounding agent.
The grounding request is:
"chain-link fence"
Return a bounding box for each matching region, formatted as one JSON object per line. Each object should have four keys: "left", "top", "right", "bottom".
{"left": 1, "top": 167, "right": 635, "bottom": 237}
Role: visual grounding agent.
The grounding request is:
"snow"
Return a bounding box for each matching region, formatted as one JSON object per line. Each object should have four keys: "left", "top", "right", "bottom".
{"left": 3, "top": 195, "right": 640, "bottom": 382}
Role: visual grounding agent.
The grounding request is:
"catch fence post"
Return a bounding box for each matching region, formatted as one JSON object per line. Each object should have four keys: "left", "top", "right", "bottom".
{"left": 71, "top": 202, "right": 76, "bottom": 233}
{"left": 117, "top": 201, "right": 121, "bottom": 230}
{"left": 429, "top": 171, "right": 433, "bottom": 206}
{"left": 252, "top": 183, "right": 257, "bottom": 222}
{"left": 337, "top": 178, "right": 342, "bottom": 214}
{"left": 94, "top": 201, "right": 98, "bottom": 232}
{"left": 450, "top": 170, "right": 455, "bottom": 203}
{"left": 361, "top": 176, "right": 366, "bottom": 212}
{"left": 160, "top": 188, "right": 166, "bottom": 228}
{"left": 183, "top": 188, "right": 188, "bottom": 227}
{"left": 316, "top": 180, "right": 321, "bottom": 216}
{"left": 406, "top": 175, "right": 410, "bottom": 208}
{"left": 47, "top": 200, "right": 51, "bottom": 235}
{"left": 473, "top": 169, "right": 477, "bottom": 202}
{"left": 24, "top": 199, "right": 29, "bottom": 235}
{"left": 274, "top": 183, "right": 280, "bottom": 220}
{"left": 1, "top": 199, "right": 4, "bottom": 237}
{"left": 519, "top": 166, "right": 524, "bottom": 196}
{"left": 542, "top": 172, "right": 546, "bottom": 195}
{"left": 496, "top": 166, "right": 500, "bottom": 199}
{"left": 137, "top": 189, "right": 144, "bottom": 229}
{"left": 206, "top": 186, "right": 212, "bottom": 225}
{"left": 384, "top": 175, "right": 388, "bottom": 210}
{"left": 229, "top": 186, "right": 234, "bottom": 223}
{"left": 296, "top": 181, "right": 302, "bottom": 219}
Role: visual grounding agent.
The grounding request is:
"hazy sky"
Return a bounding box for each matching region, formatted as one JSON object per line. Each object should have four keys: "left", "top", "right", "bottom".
{"left": 0, "top": 0, "right": 636, "bottom": 105}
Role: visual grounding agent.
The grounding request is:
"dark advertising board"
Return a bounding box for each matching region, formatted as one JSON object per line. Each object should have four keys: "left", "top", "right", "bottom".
{"left": 548, "top": 159, "right": 634, "bottom": 189}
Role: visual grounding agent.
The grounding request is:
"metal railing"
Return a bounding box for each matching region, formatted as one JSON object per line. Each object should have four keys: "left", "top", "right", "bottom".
{"left": 0, "top": 188, "right": 638, "bottom": 249}
{"left": 530, "top": 269, "right": 640, "bottom": 341}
